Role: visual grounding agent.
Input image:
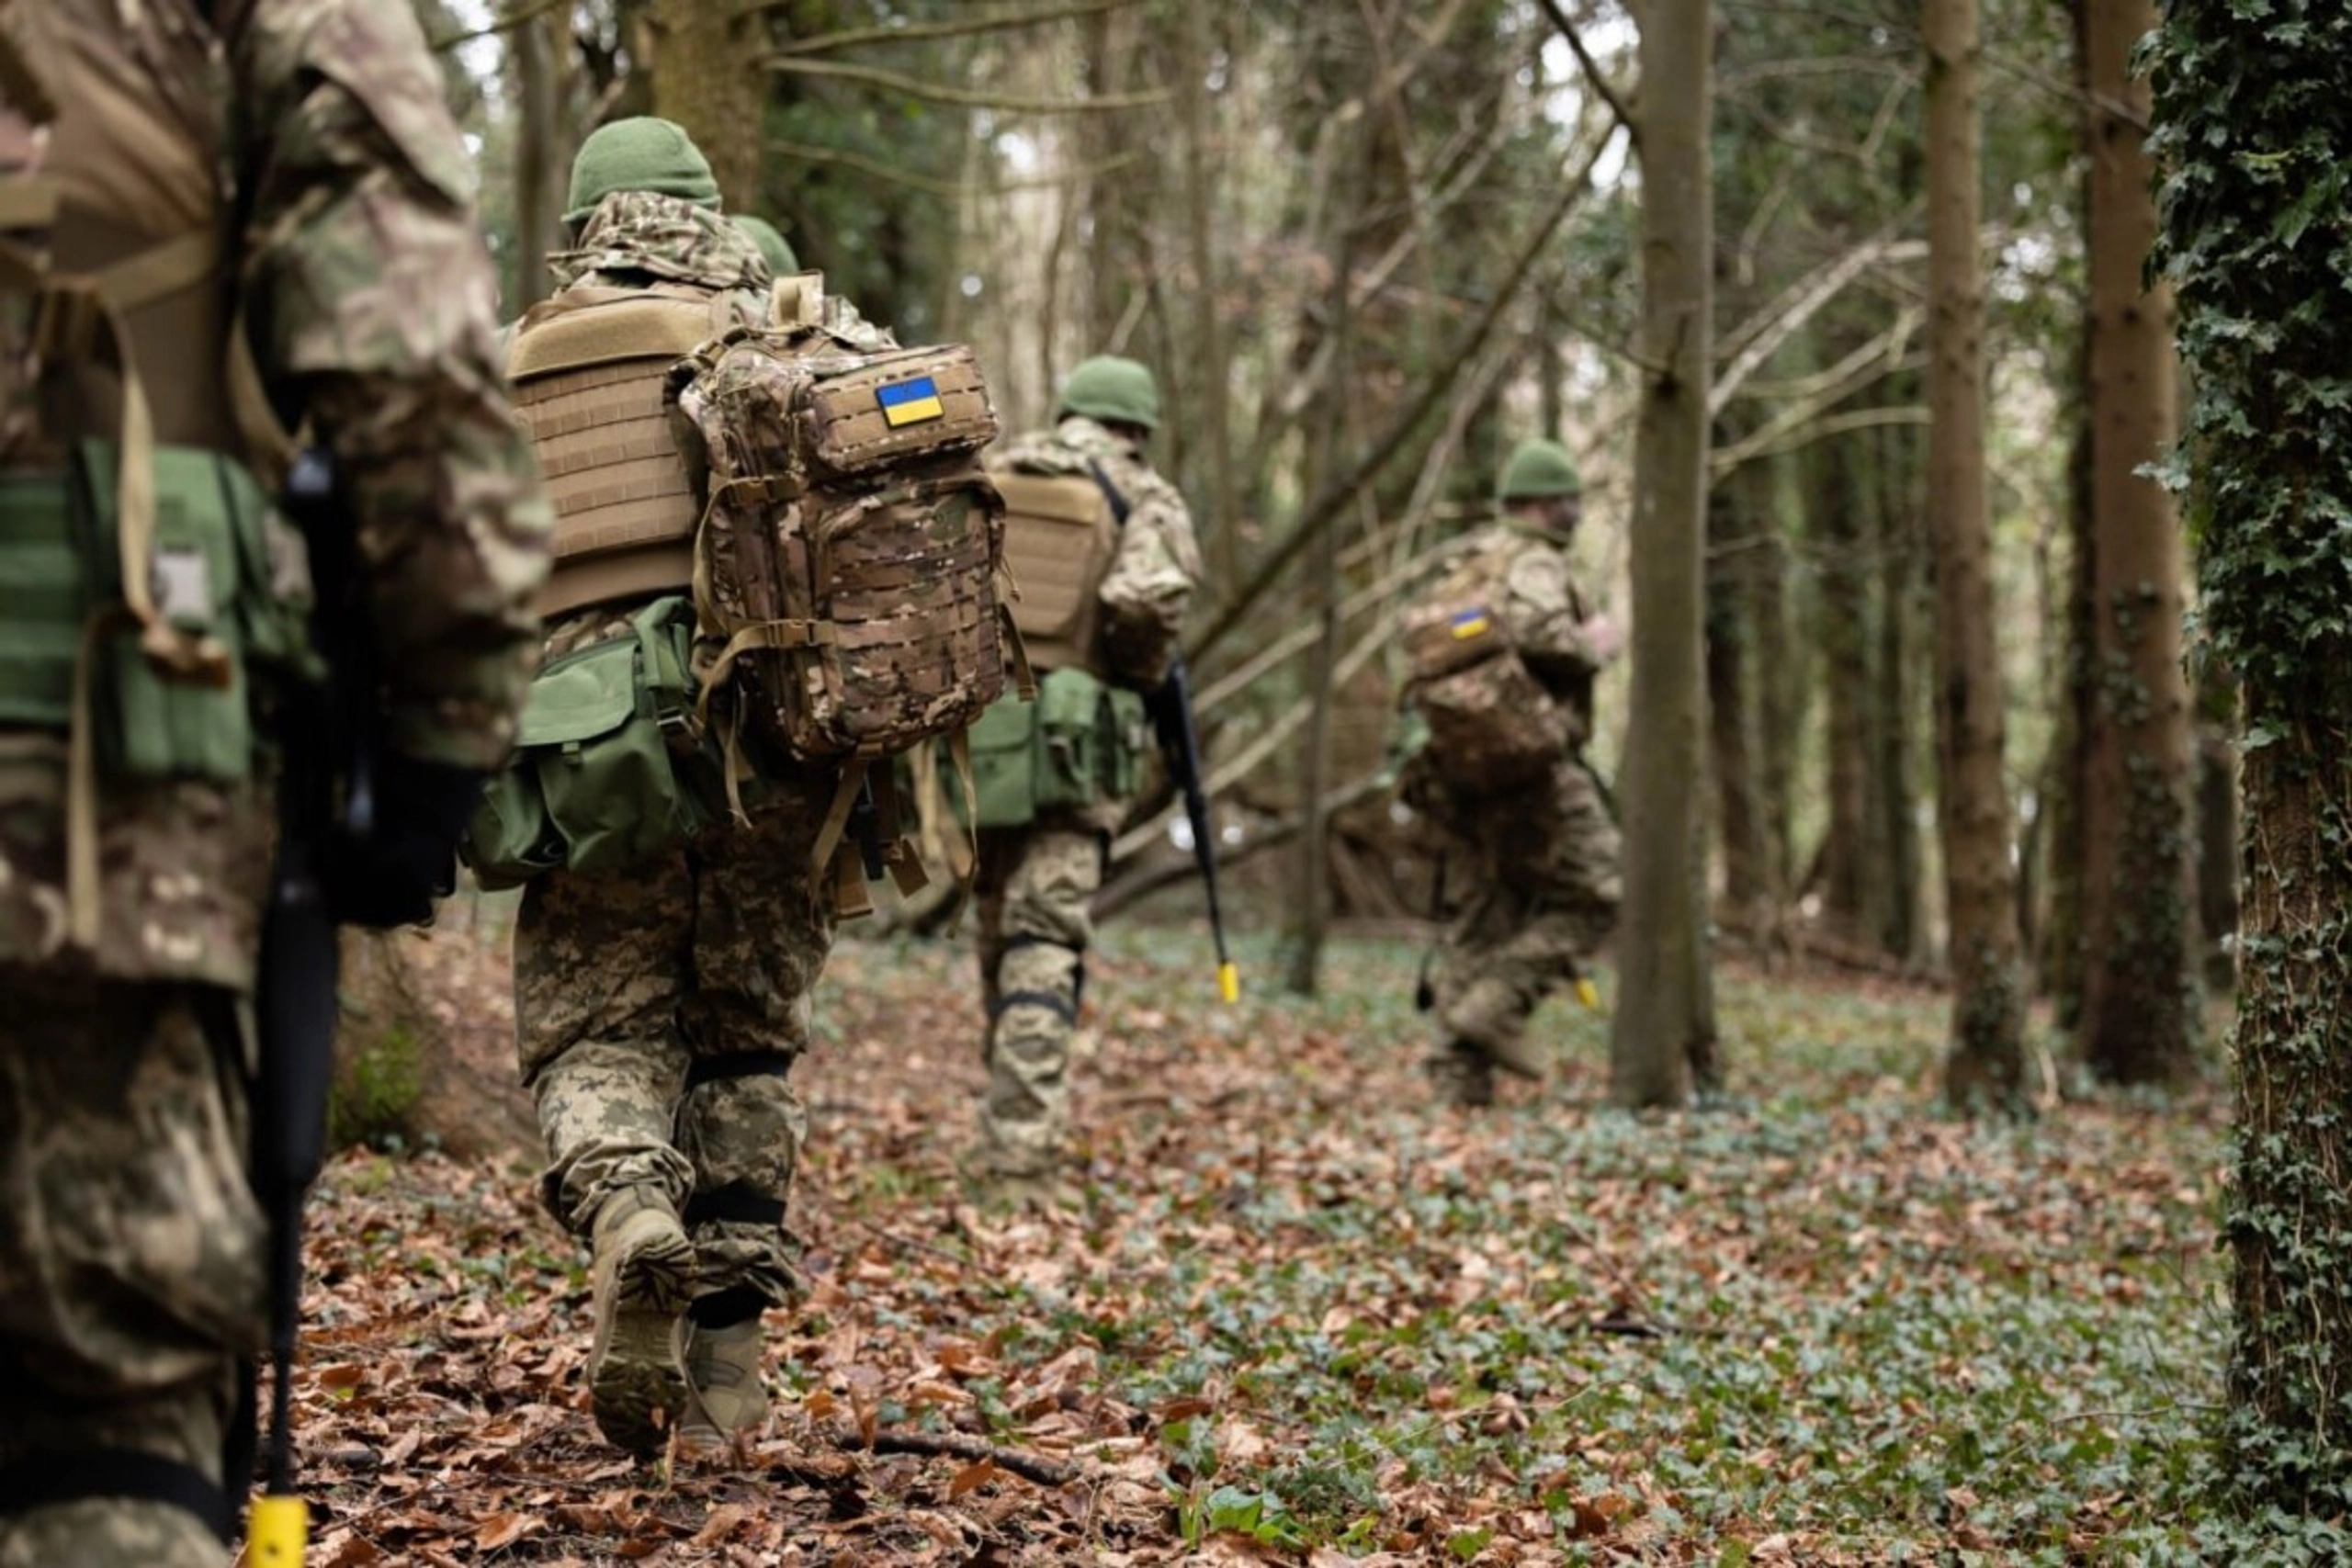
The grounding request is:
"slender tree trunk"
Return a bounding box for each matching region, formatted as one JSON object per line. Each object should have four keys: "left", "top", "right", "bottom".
{"left": 1754, "top": 458, "right": 1797, "bottom": 909}
{"left": 1177, "top": 0, "right": 1238, "bottom": 594}
{"left": 1870, "top": 406, "right": 1923, "bottom": 962}
{"left": 1708, "top": 453, "right": 1769, "bottom": 927}
{"left": 2046, "top": 306, "right": 2096, "bottom": 1024}
{"left": 2075, "top": 0, "right": 2198, "bottom": 1085}
{"left": 510, "top": 7, "right": 561, "bottom": 310}
{"left": 1610, "top": 0, "right": 1715, "bottom": 1109}
{"left": 1815, "top": 430, "right": 1873, "bottom": 940}
{"left": 648, "top": 0, "right": 765, "bottom": 212}
{"left": 1925, "top": 0, "right": 2026, "bottom": 1106}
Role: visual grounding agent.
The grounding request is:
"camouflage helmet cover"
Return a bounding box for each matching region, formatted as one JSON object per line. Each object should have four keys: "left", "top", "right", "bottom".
{"left": 566, "top": 117, "right": 722, "bottom": 225}
{"left": 1498, "top": 437, "right": 1584, "bottom": 502}
{"left": 1057, "top": 355, "right": 1160, "bottom": 433}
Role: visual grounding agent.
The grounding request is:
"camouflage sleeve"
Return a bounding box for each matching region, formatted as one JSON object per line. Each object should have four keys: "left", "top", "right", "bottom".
{"left": 1096, "top": 466, "right": 1203, "bottom": 689}
{"left": 232, "top": 0, "right": 551, "bottom": 771}
{"left": 1500, "top": 544, "right": 1606, "bottom": 678}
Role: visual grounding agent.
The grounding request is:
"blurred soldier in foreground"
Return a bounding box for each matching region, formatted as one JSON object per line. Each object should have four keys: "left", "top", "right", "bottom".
{"left": 1396, "top": 438, "right": 1622, "bottom": 1107}
{"left": 497, "top": 119, "right": 884, "bottom": 1458}
{"left": 960, "top": 355, "right": 1203, "bottom": 1206}
{"left": 0, "top": 2, "right": 548, "bottom": 1562}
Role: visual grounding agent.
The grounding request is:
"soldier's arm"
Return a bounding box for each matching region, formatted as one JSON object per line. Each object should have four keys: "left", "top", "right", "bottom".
{"left": 1502, "top": 548, "right": 1608, "bottom": 678}
{"left": 232, "top": 0, "right": 552, "bottom": 770}
{"left": 1097, "top": 472, "right": 1204, "bottom": 689}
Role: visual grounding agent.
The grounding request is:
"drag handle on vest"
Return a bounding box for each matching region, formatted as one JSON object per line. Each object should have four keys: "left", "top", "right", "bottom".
{"left": 246, "top": 448, "right": 360, "bottom": 1567}
{"left": 1146, "top": 656, "right": 1238, "bottom": 1003}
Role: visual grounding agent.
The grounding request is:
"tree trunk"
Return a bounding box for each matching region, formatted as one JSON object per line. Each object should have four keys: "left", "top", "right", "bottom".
{"left": 1869, "top": 403, "right": 1923, "bottom": 962}
{"left": 1707, "top": 451, "right": 1769, "bottom": 929}
{"left": 509, "top": 7, "right": 560, "bottom": 310}
{"left": 1176, "top": 0, "right": 1238, "bottom": 594}
{"left": 1925, "top": 0, "right": 2026, "bottom": 1107}
{"left": 2045, "top": 305, "right": 2096, "bottom": 1024}
{"left": 1610, "top": 0, "right": 1715, "bottom": 1109}
{"left": 2074, "top": 0, "right": 2198, "bottom": 1086}
{"left": 649, "top": 0, "right": 766, "bottom": 213}
{"left": 2194, "top": 660, "right": 2239, "bottom": 991}
{"left": 1814, "top": 428, "right": 1873, "bottom": 941}
{"left": 1754, "top": 458, "right": 1798, "bottom": 913}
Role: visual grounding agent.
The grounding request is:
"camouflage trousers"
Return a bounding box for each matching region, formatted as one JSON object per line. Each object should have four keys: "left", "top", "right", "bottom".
{"left": 1430, "top": 756, "right": 1621, "bottom": 1077}
{"left": 0, "top": 970, "right": 266, "bottom": 1568}
{"left": 514, "top": 772, "right": 837, "bottom": 1314}
{"left": 968, "top": 816, "right": 1105, "bottom": 1178}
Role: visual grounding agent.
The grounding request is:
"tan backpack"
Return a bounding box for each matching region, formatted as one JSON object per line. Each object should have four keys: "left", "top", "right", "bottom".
{"left": 988, "top": 468, "right": 1118, "bottom": 676}
{"left": 1398, "top": 543, "right": 1576, "bottom": 792}
{"left": 667, "top": 288, "right": 1020, "bottom": 882}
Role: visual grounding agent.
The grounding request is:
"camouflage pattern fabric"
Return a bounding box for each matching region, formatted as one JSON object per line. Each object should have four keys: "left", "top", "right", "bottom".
{"left": 1410, "top": 520, "right": 1620, "bottom": 1094}
{"left": 515, "top": 762, "right": 839, "bottom": 1310}
{"left": 991, "top": 416, "right": 1202, "bottom": 689}
{"left": 0, "top": 0, "right": 547, "bottom": 1557}
{"left": 968, "top": 814, "right": 1105, "bottom": 1179}
{"left": 0, "top": 972, "right": 266, "bottom": 1568}
{"left": 548, "top": 189, "right": 772, "bottom": 297}
{"left": 0, "top": 0, "right": 551, "bottom": 987}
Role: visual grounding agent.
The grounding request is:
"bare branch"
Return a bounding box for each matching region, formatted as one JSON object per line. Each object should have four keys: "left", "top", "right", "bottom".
{"left": 1533, "top": 0, "right": 1638, "bottom": 147}
{"left": 761, "top": 0, "right": 1139, "bottom": 56}
{"left": 1713, "top": 405, "right": 1930, "bottom": 478}
{"left": 769, "top": 139, "right": 1141, "bottom": 199}
{"left": 430, "top": 0, "right": 568, "bottom": 53}
{"left": 1711, "top": 233, "right": 1928, "bottom": 415}
{"left": 768, "top": 56, "right": 1170, "bottom": 114}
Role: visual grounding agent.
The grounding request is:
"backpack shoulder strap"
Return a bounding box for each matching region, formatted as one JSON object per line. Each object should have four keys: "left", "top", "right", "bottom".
{"left": 1084, "top": 457, "right": 1131, "bottom": 527}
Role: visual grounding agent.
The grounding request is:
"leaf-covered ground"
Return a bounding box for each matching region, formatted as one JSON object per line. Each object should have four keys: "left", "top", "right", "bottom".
{"left": 282, "top": 919, "right": 2239, "bottom": 1565}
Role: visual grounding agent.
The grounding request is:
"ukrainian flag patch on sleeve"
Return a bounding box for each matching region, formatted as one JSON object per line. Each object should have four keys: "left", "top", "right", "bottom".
{"left": 1450, "top": 606, "right": 1493, "bottom": 640}
{"left": 876, "top": 375, "right": 945, "bottom": 427}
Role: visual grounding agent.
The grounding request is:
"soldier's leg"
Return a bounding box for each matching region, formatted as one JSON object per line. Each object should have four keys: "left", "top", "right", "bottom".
{"left": 670, "top": 785, "right": 835, "bottom": 1443}
{"left": 1427, "top": 882, "right": 1543, "bottom": 1101}
{"left": 515, "top": 854, "right": 698, "bottom": 1454}
{"left": 0, "top": 975, "right": 266, "bottom": 1568}
{"left": 972, "top": 821, "right": 1102, "bottom": 1184}
{"left": 972, "top": 828, "right": 1014, "bottom": 1051}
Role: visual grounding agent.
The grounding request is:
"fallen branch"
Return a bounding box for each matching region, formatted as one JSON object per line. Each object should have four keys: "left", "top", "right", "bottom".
{"left": 822, "top": 1425, "right": 1087, "bottom": 1487}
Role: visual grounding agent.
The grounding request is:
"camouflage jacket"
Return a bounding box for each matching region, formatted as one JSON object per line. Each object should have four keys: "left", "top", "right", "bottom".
{"left": 994, "top": 416, "right": 1203, "bottom": 689}
{"left": 0, "top": 0, "right": 550, "bottom": 987}
{"left": 1448, "top": 519, "right": 1607, "bottom": 726}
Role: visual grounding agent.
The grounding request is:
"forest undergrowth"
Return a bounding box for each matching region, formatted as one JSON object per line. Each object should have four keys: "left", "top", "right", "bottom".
{"left": 277, "top": 917, "right": 2239, "bottom": 1565}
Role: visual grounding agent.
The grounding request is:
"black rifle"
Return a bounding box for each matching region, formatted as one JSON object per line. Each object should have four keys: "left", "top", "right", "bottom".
{"left": 246, "top": 448, "right": 368, "bottom": 1563}
{"left": 1144, "top": 656, "right": 1238, "bottom": 1003}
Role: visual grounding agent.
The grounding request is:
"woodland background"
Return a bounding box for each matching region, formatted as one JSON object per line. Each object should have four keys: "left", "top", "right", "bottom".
{"left": 295, "top": 0, "right": 2352, "bottom": 1561}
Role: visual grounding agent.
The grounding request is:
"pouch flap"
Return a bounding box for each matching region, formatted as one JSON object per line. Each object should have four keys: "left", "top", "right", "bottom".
{"left": 1035, "top": 666, "right": 1105, "bottom": 731}
{"left": 517, "top": 637, "right": 638, "bottom": 747}
{"left": 967, "top": 690, "right": 1036, "bottom": 755}
{"left": 509, "top": 292, "right": 718, "bottom": 381}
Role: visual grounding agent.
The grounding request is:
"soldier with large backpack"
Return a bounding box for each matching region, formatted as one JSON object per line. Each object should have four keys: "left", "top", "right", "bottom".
{"left": 0, "top": 2, "right": 550, "bottom": 1562}
{"left": 1396, "top": 438, "right": 1622, "bottom": 1107}
{"left": 483, "top": 118, "right": 1012, "bottom": 1455}
{"left": 959, "top": 355, "right": 1203, "bottom": 1207}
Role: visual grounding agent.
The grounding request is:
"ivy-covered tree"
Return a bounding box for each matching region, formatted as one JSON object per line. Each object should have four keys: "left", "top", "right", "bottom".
{"left": 2152, "top": 0, "right": 2352, "bottom": 1512}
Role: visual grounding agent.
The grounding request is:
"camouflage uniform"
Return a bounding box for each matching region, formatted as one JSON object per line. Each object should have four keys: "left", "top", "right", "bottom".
{"left": 968, "top": 414, "right": 1201, "bottom": 1186}
{"left": 0, "top": 2, "right": 548, "bottom": 1562}
{"left": 1412, "top": 521, "right": 1620, "bottom": 1102}
{"left": 511, "top": 188, "right": 856, "bottom": 1449}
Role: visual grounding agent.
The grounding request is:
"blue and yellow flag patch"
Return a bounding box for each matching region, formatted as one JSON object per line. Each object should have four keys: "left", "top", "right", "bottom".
{"left": 876, "top": 375, "right": 945, "bottom": 427}
{"left": 1450, "top": 606, "right": 1493, "bottom": 640}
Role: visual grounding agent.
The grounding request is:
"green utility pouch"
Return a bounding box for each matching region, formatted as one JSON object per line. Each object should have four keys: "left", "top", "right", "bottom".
{"left": 962, "top": 666, "right": 1146, "bottom": 829}
{"left": 463, "top": 596, "right": 719, "bottom": 889}
{"left": 0, "top": 439, "right": 315, "bottom": 782}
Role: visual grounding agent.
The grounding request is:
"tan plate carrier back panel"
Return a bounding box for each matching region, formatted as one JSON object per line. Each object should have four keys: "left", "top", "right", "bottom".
{"left": 989, "top": 468, "right": 1115, "bottom": 676}
{"left": 508, "top": 290, "right": 720, "bottom": 617}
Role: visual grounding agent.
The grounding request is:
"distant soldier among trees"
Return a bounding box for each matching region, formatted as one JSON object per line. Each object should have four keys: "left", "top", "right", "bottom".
{"left": 959, "top": 355, "right": 1203, "bottom": 1207}
{"left": 1397, "top": 439, "right": 1623, "bottom": 1107}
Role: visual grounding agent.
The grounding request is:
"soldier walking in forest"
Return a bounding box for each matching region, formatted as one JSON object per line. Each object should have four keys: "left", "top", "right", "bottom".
{"left": 494, "top": 118, "right": 925, "bottom": 1459}
{"left": 959, "top": 355, "right": 1204, "bottom": 1207}
{"left": 0, "top": 3, "right": 548, "bottom": 1562}
{"left": 1396, "top": 439, "right": 1623, "bottom": 1107}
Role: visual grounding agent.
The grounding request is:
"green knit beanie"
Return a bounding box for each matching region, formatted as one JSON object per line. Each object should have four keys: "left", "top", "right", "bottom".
{"left": 565, "top": 118, "right": 721, "bottom": 225}
{"left": 733, "top": 216, "right": 800, "bottom": 276}
{"left": 1498, "top": 438, "right": 1584, "bottom": 502}
{"left": 1057, "top": 355, "right": 1160, "bottom": 432}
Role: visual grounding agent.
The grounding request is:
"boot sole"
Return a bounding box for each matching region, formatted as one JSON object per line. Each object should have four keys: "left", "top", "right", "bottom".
{"left": 589, "top": 1234, "right": 695, "bottom": 1455}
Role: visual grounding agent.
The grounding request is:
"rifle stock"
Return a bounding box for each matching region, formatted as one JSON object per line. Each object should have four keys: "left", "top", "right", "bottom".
{"left": 1145, "top": 657, "right": 1238, "bottom": 1002}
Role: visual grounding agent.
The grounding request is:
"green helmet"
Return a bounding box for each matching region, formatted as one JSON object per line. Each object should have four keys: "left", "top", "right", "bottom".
{"left": 733, "top": 216, "right": 799, "bottom": 276}
{"left": 1057, "top": 355, "right": 1160, "bottom": 433}
{"left": 565, "top": 117, "right": 721, "bottom": 226}
{"left": 1498, "top": 438, "right": 1584, "bottom": 502}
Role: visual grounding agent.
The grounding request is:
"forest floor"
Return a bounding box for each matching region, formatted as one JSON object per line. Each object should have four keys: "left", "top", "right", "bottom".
{"left": 277, "top": 915, "right": 2238, "bottom": 1566}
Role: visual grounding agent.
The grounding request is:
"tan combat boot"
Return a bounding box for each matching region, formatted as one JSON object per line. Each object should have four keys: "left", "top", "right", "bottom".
{"left": 677, "top": 1316, "right": 769, "bottom": 1455}
{"left": 1482, "top": 1030, "right": 1550, "bottom": 1082}
{"left": 585, "top": 1187, "right": 695, "bottom": 1455}
{"left": 1424, "top": 1045, "right": 1498, "bottom": 1108}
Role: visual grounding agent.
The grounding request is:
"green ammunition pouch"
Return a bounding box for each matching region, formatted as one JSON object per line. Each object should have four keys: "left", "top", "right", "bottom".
{"left": 0, "top": 438, "right": 317, "bottom": 781}
{"left": 462, "top": 595, "right": 722, "bottom": 889}
{"left": 962, "top": 666, "right": 1146, "bottom": 830}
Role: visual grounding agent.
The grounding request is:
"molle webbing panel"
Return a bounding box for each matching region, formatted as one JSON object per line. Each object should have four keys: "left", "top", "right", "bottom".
{"left": 509, "top": 292, "right": 715, "bottom": 616}
{"left": 989, "top": 468, "right": 1114, "bottom": 676}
